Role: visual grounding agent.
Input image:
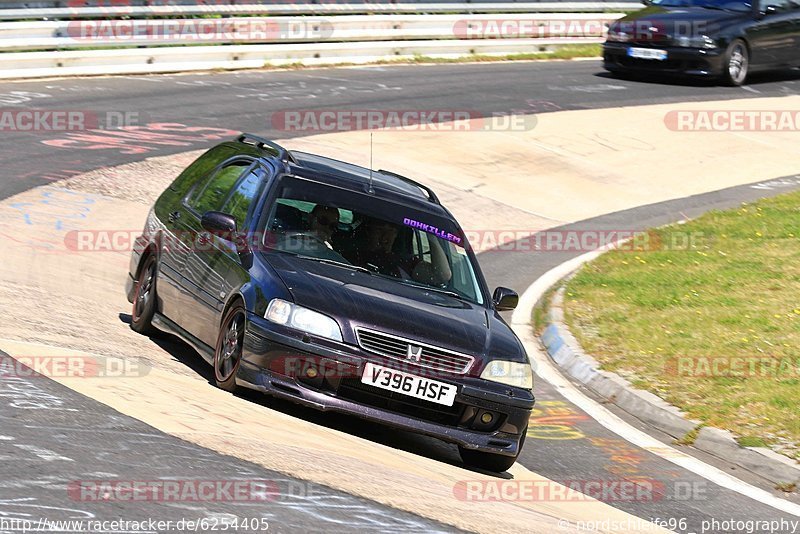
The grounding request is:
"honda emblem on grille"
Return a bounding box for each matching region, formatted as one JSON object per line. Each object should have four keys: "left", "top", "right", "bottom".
{"left": 406, "top": 345, "right": 422, "bottom": 362}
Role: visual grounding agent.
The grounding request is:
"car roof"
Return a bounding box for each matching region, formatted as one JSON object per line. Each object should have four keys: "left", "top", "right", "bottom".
{"left": 232, "top": 134, "right": 450, "bottom": 217}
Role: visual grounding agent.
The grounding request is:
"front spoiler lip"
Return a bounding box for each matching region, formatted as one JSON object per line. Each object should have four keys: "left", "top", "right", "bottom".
{"left": 240, "top": 317, "right": 534, "bottom": 456}
{"left": 238, "top": 361, "right": 526, "bottom": 457}
{"left": 602, "top": 41, "right": 725, "bottom": 76}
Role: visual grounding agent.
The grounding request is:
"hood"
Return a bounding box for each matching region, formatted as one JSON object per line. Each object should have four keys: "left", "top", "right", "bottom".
{"left": 263, "top": 252, "right": 525, "bottom": 363}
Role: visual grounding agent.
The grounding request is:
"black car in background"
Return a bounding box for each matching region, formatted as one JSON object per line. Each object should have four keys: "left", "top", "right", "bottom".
{"left": 125, "top": 134, "right": 534, "bottom": 472}
{"left": 603, "top": 0, "right": 800, "bottom": 85}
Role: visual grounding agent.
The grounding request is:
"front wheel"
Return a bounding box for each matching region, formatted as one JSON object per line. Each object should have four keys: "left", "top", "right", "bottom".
{"left": 458, "top": 429, "right": 526, "bottom": 473}
{"left": 722, "top": 39, "right": 749, "bottom": 86}
{"left": 214, "top": 305, "right": 246, "bottom": 392}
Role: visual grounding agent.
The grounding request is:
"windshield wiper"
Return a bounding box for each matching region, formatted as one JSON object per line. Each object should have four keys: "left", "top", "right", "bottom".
{"left": 296, "top": 255, "right": 372, "bottom": 275}
{"left": 399, "top": 280, "right": 466, "bottom": 301}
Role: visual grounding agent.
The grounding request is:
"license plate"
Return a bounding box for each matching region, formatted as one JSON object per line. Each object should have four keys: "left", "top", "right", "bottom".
{"left": 361, "top": 362, "right": 457, "bottom": 407}
{"left": 627, "top": 47, "right": 667, "bottom": 60}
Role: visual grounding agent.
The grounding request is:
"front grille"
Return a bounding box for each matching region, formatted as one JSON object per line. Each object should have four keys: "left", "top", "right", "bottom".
{"left": 355, "top": 328, "right": 474, "bottom": 374}
{"left": 337, "top": 377, "right": 465, "bottom": 426}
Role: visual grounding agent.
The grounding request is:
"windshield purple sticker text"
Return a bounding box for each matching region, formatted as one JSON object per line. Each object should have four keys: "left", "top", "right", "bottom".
{"left": 403, "top": 218, "right": 463, "bottom": 246}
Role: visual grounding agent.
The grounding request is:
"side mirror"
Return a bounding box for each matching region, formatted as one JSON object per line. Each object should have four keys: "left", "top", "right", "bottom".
{"left": 201, "top": 211, "right": 237, "bottom": 235}
{"left": 201, "top": 211, "right": 253, "bottom": 262}
{"left": 763, "top": 4, "right": 779, "bottom": 14}
{"left": 493, "top": 287, "right": 519, "bottom": 311}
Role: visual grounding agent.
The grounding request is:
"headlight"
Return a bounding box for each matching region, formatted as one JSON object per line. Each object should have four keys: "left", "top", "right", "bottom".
{"left": 480, "top": 360, "right": 533, "bottom": 390}
{"left": 607, "top": 29, "right": 630, "bottom": 42}
{"left": 265, "top": 298, "right": 342, "bottom": 342}
{"left": 676, "top": 35, "right": 716, "bottom": 49}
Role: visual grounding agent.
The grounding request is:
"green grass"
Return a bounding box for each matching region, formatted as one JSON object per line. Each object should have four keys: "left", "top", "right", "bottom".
{"left": 674, "top": 424, "right": 704, "bottom": 446}
{"left": 532, "top": 284, "right": 560, "bottom": 334}
{"left": 378, "top": 45, "right": 602, "bottom": 64}
{"left": 563, "top": 191, "right": 800, "bottom": 461}
{"left": 265, "top": 45, "right": 602, "bottom": 70}
{"left": 737, "top": 436, "right": 768, "bottom": 448}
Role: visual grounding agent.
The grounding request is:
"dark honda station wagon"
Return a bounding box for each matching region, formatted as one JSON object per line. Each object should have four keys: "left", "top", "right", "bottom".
{"left": 126, "top": 134, "right": 534, "bottom": 471}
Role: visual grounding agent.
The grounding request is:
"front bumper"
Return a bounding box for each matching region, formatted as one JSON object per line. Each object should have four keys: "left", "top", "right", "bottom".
{"left": 239, "top": 316, "right": 535, "bottom": 457}
{"left": 603, "top": 42, "right": 726, "bottom": 77}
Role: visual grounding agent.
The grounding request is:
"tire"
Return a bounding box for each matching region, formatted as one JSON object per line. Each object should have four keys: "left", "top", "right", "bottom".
{"left": 459, "top": 428, "right": 527, "bottom": 473}
{"left": 722, "top": 39, "right": 749, "bottom": 86}
{"left": 213, "top": 305, "right": 246, "bottom": 392}
{"left": 130, "top": 254, "right": 158, "bottom": 335}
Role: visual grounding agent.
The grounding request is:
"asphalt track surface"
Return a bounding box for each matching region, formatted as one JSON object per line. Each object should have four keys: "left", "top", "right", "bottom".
{"left": 1, "top": 60, "right": 800, "bottom": 533}
{"left": 0, "top": 349, "right": 456, "bottom": 534}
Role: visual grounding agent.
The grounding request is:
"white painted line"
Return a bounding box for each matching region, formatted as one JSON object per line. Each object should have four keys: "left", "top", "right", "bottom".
{"left": 13, "top": 444, "right": 74, "bottom": 462}
{"left": 511, "top": 247, "right": 800, "bottom": 517}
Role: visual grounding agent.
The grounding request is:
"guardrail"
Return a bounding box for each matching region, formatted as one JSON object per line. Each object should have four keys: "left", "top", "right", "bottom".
{"left": 0, "top": 1, "right": 635, "bottom": 79}
{"left": 0, "top": 14, "right": 621, "bottom": 51}
{"left": 0, "top": 1, "right": 641, "bottom": 19}
{"left": 0, "top": 37, "right": 610, "bottom": 79}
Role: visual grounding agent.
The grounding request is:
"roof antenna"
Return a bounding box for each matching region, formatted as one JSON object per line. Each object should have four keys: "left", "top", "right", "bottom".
{"left": 368, "top": 132, "right": 375, "bottom": 194}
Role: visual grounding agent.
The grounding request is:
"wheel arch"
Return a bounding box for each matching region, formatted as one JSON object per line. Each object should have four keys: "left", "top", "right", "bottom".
{"left": 219, "top": 284, "right": 256, "bottom": 327}
{"left": 133, "top": 233, "right": 163, "bottom": 279}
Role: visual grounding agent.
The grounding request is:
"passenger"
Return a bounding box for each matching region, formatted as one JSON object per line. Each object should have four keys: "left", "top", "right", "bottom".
{"left": 309, "top": 205, "right": 340, "bottom": 248}
{"left": 348, "top": 217, "right": 452, "bottom": 285}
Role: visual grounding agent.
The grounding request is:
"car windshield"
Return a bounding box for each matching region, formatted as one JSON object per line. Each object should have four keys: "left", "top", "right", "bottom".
{"left": 263, "top": 176, "right": 485, "bottom": 305}
{"left": 651, "top": 0, "right": 751, "bottom": 11}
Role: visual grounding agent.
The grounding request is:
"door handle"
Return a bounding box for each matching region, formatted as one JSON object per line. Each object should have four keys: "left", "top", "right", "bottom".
{"left": 168, "top": 211, "right": 181, "bottom": 223}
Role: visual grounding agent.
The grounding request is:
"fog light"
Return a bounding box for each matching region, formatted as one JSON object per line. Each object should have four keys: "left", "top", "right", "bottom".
{"left": 480, "top": 412, "right": 493, "bottom": 424}
{"left": 306, "top": 367, "right": 318, "bottom": 379}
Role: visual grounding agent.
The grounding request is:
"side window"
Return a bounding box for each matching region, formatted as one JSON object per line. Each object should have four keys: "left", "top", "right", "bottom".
{"left": 189, "top": 160, "right": 252, "bottom": 215}
{"left": 221, "top": 165, "right": 268, "bottom": 229}
{"left": 412, "top": 231, "right": 433, "bottom": 261}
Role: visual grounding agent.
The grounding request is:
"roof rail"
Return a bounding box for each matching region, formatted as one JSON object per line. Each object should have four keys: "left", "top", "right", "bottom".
{"left": 237, "top": 133, "right": 297, "bottom": 164}
{"left": 377, "top": 169, "right": 440, "bottom": 204}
